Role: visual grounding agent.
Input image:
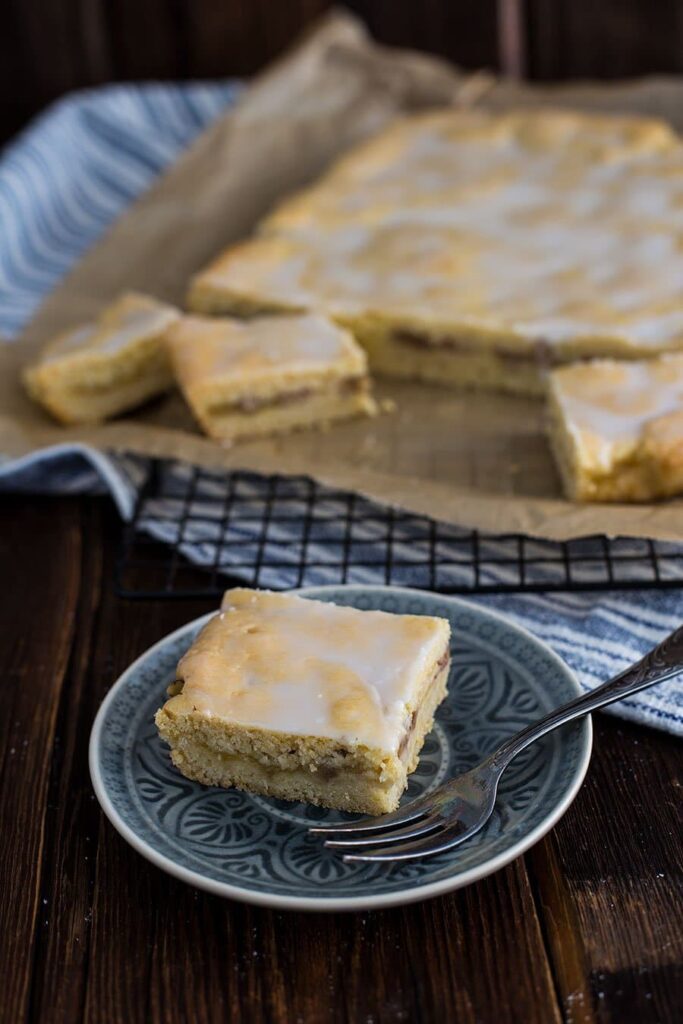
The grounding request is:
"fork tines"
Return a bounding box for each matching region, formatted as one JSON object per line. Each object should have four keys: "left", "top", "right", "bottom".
{"left": 308, "top": 795, "right": 474, "bottom": 863}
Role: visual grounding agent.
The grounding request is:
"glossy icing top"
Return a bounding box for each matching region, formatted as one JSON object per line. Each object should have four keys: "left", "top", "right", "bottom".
{"left": 168, "top": 589, "right": 450, "bottom": 751}
{"left": 166, "top": 312, "right": 365, "bottom": 389}
{"left": 552, "top": 354, "right": 683, "bottom": 468}
{"left": 38, "top": 292, "right": 179, "bottom": 365}
{"left": 192, "top": 109, "right": 683, "bottom": 351}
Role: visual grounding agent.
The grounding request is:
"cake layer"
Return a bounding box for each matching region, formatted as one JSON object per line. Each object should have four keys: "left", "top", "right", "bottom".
{"left": 548, "top": 354, "right": 683, "bottom": 502}
{"left": 163, "top": 741, "right": 407, "bottom": 815}
{"left": 32, "top": 351, "right": 174, "bottom": 424}
{"left": 188, "top": 109, "right": 683, "bottom": 395}
{"left": 357, "top": 326, "right": 545, "bottom": 395}
{"left": 195, "top": 382, "right": 375, "bottom": 443}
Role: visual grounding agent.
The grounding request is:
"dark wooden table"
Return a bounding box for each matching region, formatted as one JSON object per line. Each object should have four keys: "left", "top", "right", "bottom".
{"left": 6, "top": 1, "right": 683, "bottom": 146}
{"left": 2, "top": 495, "right": 681, "bottom": 1024}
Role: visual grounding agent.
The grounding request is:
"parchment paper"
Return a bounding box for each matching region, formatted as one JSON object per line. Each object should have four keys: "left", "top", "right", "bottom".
{"left": 3, "top": 10, "right": 683, "bottom": 541}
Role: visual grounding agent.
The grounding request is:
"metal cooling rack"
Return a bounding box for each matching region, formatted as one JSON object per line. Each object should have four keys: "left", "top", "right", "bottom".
{"left": 114, "top": 459, "right": 683, "bottom": 599}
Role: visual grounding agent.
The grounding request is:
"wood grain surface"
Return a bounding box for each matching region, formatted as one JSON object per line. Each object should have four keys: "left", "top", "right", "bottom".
{"left": 525, "top": 0, "right": 683, "bottom": 80}
{"left": 0, "top": 495, "right": 681, "bottom": 1024}
{"left": 6, "top": 1, "right": 683, "bottom": 144}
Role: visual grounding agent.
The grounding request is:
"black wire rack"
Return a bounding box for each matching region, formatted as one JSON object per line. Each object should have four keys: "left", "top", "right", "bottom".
{"left": 114, "top": 459, "right": 683, "bottom": 600}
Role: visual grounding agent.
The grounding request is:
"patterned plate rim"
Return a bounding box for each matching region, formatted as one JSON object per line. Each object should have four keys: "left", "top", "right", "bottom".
{"left": 89, "top": 585, "right": 593, "bottom": 912}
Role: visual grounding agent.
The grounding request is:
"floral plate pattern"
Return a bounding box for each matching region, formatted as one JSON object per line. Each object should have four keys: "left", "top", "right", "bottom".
{"left": 89, "top": 586, "right": 592, "bottom": 911}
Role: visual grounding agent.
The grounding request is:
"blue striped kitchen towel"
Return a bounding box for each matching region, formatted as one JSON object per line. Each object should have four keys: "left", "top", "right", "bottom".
{"left": 0, "top": 82, "right": 681, "bottom": 736}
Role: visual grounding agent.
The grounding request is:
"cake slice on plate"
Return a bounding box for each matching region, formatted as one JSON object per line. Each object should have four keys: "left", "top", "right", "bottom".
{"left": 155, "top": 589, "right": 451, "bottom": 815}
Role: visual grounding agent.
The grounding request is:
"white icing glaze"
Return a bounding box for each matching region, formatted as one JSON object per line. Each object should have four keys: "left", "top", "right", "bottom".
{"left": 38, "top": 293, "right": 179, "bottom": 366}
{"left": 167, "top": 312, "right": 360, "bottom": 386}
{"left": 552, "top": 355, "right": 683, "bottom": 468}
{"left": 95, "top": 306, "right": 178, "bottom": 354}
{"left": 176, "top": 311, "right": 352, "bottom": 372}
{"left": 42, "top": 324, "right": 99, "bottom": 363}
{"left": 172, "top": 589, "right": 450, "bottom": 751}
{"left": 198, "top": 110, "right": 683, "bottom": 349}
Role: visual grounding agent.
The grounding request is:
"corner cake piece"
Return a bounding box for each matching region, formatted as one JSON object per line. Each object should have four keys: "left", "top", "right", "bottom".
{"left": 155, "top": 589, "right": 451, "bottom": 815}
{"left": 188, "top": 109, "right": 683, "bottom": 396}
{"left": 23, "top": 292, "right": 179, "bottom": 424}
{"left": 165, "top": 312, "right": 376, "bottom": 443}
{"left": 548, "top": 354, "right": 683, "bottom": 502}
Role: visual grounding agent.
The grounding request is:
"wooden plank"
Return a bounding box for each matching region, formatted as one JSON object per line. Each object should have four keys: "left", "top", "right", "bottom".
{"left": 105, "top": 0, "right": 192, "bottom": 80}
{"left": 529, "top": 716, "right": 683, "bottom": 1024}
{"left": 498, "top": 0, "right": 528, "bottom": 77}
{"left": 179, "top": 0, "right": 330, "bottom": 79}
{"left": 26, "top": 502, "right": 106, "bottom": 1023}
{"left": 143, "top": 843, "right": 561, "bottom": 1022}
{"left": 526, "top": 0, "right": 683, "bottom": 79}
{"left": 0, "top": 498, "right": 81, "bottom": 1024}
{"left": 528, "top": 840, "right": 596, "bottom": 1024}
{"left": 349, "top": 0, "right": 500, "bottom": 71}
{"left": 82, "top": 504, "right": 219, "bottom": 1024}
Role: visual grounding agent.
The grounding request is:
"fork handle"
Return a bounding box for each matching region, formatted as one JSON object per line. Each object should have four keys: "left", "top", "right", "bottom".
{"left": 490, "top": 623, "right": 683, "bottom": 771}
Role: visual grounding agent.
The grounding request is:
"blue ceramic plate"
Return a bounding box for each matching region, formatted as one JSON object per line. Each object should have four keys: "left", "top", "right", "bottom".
{"left": 89, "top": 586, "right": 592, "bottom": 911}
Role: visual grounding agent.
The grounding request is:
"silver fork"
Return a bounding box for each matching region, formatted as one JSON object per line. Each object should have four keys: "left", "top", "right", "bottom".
{"left": 310, "top": 623, "right": 683, "bottom": 862}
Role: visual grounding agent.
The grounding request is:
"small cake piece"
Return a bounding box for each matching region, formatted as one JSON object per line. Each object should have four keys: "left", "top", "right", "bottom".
{"left": 23, "top": 292, "right": 180, "bottom": 424}
{"left": 548, "top": 354, "right": 683, "bottom": 502}
{"left": 155, "top": 589, "right": 451, "bottom": 815}
{"left": 165, "top": 312, "right": 376, "bottom": 442}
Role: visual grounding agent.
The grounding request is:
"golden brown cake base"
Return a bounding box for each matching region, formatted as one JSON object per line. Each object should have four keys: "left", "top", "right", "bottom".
{"left": 156, "top": 655, "right": 449, "bottom": 815}
{"left": 193, "top": 381, "right": 376, "bottom": 443}
{"left": 24, "top": 347, "right": 174, "bottom": 425}
{"left": 353, "top": 323, "right": 545, "bottom": 396}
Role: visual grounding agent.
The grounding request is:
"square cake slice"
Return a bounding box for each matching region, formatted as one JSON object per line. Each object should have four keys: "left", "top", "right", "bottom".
{"left": 548, "top": 355, "right": 683, "bottom": 502}
{"left": 155, "top": 589, "right": 451, "bottom": 815}
{"left": 23, "top": 292, "right": 180, "bottom": 424}
{"left": 165, "top": 312, "right": 376, "bottom": 442}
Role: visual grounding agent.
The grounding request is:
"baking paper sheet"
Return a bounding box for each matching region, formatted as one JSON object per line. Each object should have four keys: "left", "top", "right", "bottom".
{"left": 2, "top": 11, "right": 682, "bottom": 541}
